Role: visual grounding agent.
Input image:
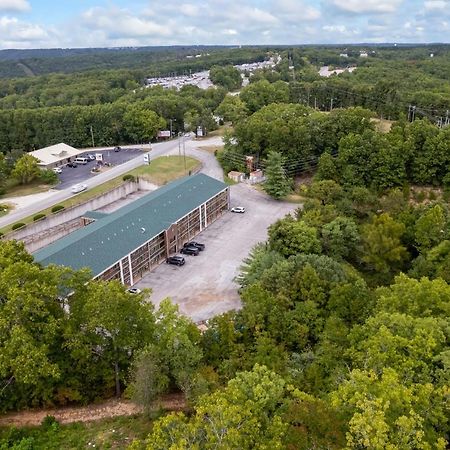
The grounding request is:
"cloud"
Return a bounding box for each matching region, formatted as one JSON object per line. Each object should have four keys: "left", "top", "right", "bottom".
{"left": 82, "top": 7, "right": 174, "bottom": 39}
{"left": 0, "top": 16, "right": 49, "bottom": 48}
{"left": 0, "top": 0, "right": 30, "bottom": 12}
{"left": 330, "top": 0, "right": 402, "bottom": 14}
{"left": 276, "top": 0, "right": 321, "bottom": 21}
{"left": 424, "top": 0, "right": 448, "bottom": 10}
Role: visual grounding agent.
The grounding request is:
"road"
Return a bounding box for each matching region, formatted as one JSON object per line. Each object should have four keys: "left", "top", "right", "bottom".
{"left": 0, "top": 135, "right": 222, "bottom": 228}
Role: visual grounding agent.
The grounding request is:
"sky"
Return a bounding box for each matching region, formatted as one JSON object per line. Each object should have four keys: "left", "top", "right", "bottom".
{"left": 0, "top": 0, "right": 449, "bottom": 49}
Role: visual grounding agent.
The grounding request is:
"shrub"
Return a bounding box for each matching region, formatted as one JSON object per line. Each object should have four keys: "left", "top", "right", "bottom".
{"left": 51, "top": 205, "right": 65, "bottom": 213}
{"left": 415, "top": 190, "right": 426, "bottom": 203}
{"left": 12, "top": 222, "right": 26, "bottom": 230}
{"left": 123, "top": 174, "right": 136, "bottom": 182}
{"left": 0, "top": 231, "right": 3, "bottom": 238}
{"left": 33, "top": 213, "right": 46, "bottom": 221}
{"left": 39, "top": 169, "right": 58, "bottom": 184}
{"left": 41, "top": 415, "right": 59, "bottom": 431}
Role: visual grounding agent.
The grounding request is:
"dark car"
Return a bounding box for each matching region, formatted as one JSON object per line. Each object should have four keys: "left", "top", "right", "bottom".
{"left": 180, "top": 246, "right": 200, "bottom": 256}
{"left": 67, "top": 162, "right": 78, "bottom": 168}
{"left": 114, "top": 146, "right": 121, "bottom": 152}
{"left": 184, "top": 241, "right": 205, "bottom": 251}
{"left": 166, "top": 255, "right": 185, "bottom": 266}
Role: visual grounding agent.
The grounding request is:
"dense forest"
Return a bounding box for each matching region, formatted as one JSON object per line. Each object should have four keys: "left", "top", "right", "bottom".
{"left": 0, "top": 45, "right": 449, "bottom": 448}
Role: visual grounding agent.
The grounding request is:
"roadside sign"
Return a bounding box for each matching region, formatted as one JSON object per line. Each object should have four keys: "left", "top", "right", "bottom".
{"left": 95, "top": 153, "right": 103, "bottom": 161}
{"left": 144, "top": 153, "right": 151, "bottom": 165}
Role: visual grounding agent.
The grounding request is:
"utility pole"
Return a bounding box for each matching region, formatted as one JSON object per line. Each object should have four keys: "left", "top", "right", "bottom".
{"left": 183, "top": 136, "right": 187, "bottom": 174}
{"left": 178, "top": 132, "right": 181, "bottom": 156}
{"left": 314, "top": 97, "right": 317, "bottom": 109}
{"left": 90, "top": 125, "right": 95, "bottom": 148}
{"left": 330, "top": 97, "right": 334, "bottom": 111}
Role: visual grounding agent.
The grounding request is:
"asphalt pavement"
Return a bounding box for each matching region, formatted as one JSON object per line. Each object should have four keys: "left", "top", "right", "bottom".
{"left": 0, "top": 136, "right": 223, "bottom": 227}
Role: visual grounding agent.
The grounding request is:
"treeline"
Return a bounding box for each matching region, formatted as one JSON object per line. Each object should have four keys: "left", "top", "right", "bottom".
{"left": 217, "top": 99, "right": 450, "bottom": 187}
{"left": 0, "top": 85, "right": 226, "bottom": 151}
{"left": 0, "top": 46, "right": 267, "bottom": 79}
{"left": 0, "top": 47, "right": 266, "bottom": 110}
{"left": 0, "top": 240, "right": 204, "bottom": 413}
{"left": 245, "top": 46, "right": 450, "bottom": 119}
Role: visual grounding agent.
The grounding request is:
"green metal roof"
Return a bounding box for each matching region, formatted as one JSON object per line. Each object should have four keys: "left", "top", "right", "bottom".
{"left": 34, "top": 174, "right": 227, "bottom": 276}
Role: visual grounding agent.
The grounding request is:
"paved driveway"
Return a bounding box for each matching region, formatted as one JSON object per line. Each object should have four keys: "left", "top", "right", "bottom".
{"left": 56, "top": 148, "right": 144, "bottom": 189}
{"left": 135, "top": 183, "right": 298, "bottom": 322}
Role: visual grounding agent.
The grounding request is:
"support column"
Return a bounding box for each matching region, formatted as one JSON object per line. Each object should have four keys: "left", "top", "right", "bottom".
{"left": 128, "top": 254, "right": 134, "bottom": 286}
{"left": 119, "top": 260, "right": 125, "bottom": 284}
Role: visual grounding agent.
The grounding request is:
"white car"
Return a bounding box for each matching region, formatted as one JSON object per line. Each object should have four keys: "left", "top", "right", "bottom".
{"left": 52, "top": 167, "right": 62, "bottom": 174}
{"left": 71, "top": 183, "right": 87, "bottom": 194}
{"left": 127, "top": 288, "right": 142, "bottom": 294}
{"left": 231, "top": 206, "right": 245, "bottom": 213}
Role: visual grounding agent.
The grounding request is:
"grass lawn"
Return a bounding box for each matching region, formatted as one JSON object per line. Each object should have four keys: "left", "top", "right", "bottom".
{"left": 0, "top": 156, "right": 201, "bottom": 235}
{"left": 128, "top": 155, "right": 200, "bottom": 185}
{"left": 0, "top": 414, "right": 153, "bottom": 450}
{"left": 202, "top": 124, "right": 232, "bottom": 138}
{"left": 2, "top": 179, "right": 56, "bottom": 198}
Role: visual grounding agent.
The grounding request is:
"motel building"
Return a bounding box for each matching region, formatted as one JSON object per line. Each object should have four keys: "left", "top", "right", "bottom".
{"left": 34, "top": 174, "right": 229, "bottom": 285}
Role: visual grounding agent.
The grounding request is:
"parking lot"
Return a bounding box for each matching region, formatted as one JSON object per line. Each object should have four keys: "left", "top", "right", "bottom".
{"left": 135, "top": 183, "right": 298, "bottom": 322}
{"left": 55, "top": 148, "right": 144, "bottom": 189}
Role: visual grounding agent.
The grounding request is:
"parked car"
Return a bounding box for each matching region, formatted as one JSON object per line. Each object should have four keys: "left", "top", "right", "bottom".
{"left": 71, "top": 183, "right": 87, "bottom": 193}
{"left": 180, "top": 246, "right": 200, "bottom": 256}
{"left": 114, "top": 146, "right": 121, "bottom": 152}
{"left": 127, "top": 288, "right": 141, "bottom": 294}
{"left": 86, "top": 154, "right": 96, "bottom": 160}
{"left": 66, "top": 162, "right": 77, "bottom": 168}
{"left": 74, "top": 157, "right": 88, "bottom": 165}
{"left": 52, "top": 167, "right": 62, "bottom": 174}
{"left": 166, "top": 255, "right": 186, "bottom": 266}
{"left": 231, "top": 206, "right": 245, "bottom": 213}
{"left": 184, "top": 241, "right": 205, "bottom": 251}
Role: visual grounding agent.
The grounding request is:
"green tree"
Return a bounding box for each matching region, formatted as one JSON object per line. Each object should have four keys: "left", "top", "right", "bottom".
{"left": 268, "top": 217, "right": 322, "bottom": 258}
{"left": 11, "top": 154, "right": 41, "bottom": 184}
{"left": 414, "top": 204, "right": 448, "bottom": 252}
{"left": 209, "top": 65, "right": 242, "bottom": 91}
{"left": 263, "top": 151, "right": 291, "bottom": 199}
{"left": 215, "top": 95, "right": 249, "bottom": 124}
{"left": 152, "top": 299, "right": 203, "bottom": 396}
{"left": 314, "top": 151, "right": 337, "bottom": 181}
{"left": 321, "top": 217, "right": 360, "bottom": 260}
{"left": 123, "top": 105, "right": 165, "bottom": 143}
{"left": 332, "top": 368, "right": 447, "bottom": 449}
{"left": 130, "top": 345, "right": 170, "bottom": 416}
{"left": 67, "top": 281, "right": 155, "bottom": 397}
{"left": 360, "top": 213, "right": 409, "bottom": 275}
{"left": 146, "top": 365, "right": 289, "bottom": 450}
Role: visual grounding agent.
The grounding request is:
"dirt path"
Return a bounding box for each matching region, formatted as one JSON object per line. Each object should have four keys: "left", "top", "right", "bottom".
{"left": 0, "top": 394, "right": 185, "bottom": 427}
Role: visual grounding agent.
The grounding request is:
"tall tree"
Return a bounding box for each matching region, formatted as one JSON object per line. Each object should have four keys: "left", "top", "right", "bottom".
{"left": 263, "top": 150, "right": 291, "bottom": 199}
{"left": 11, "top": 154, "right": 40, "bottom": 184}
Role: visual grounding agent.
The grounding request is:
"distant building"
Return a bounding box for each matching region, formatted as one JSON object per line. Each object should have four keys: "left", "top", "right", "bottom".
{"left": 227, "top": 171, "right": 245, "bottom": 183}
{"left": 360, "top": 51, "right": 369, "bottom": 58}
{"left": 340, "top": 53, "right": 349, "bottom": 58}
{"left": 30, "top": 143, "right": 82, "bottom": 169}
{"left": 34, "top": 174, "right": 229, "bottom": 286}
{"left": 249, "top": 169, "right": 264, "bottom": 184}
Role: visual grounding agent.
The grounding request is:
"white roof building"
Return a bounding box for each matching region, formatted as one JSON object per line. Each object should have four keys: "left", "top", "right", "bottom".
{"left": 30, "top": 143, "right": 81, "bottom": 168}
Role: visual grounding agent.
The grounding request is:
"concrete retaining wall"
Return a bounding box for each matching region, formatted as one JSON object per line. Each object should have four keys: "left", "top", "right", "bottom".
{"left": 5, "top": 181, "right": 139, "bottom": 242}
